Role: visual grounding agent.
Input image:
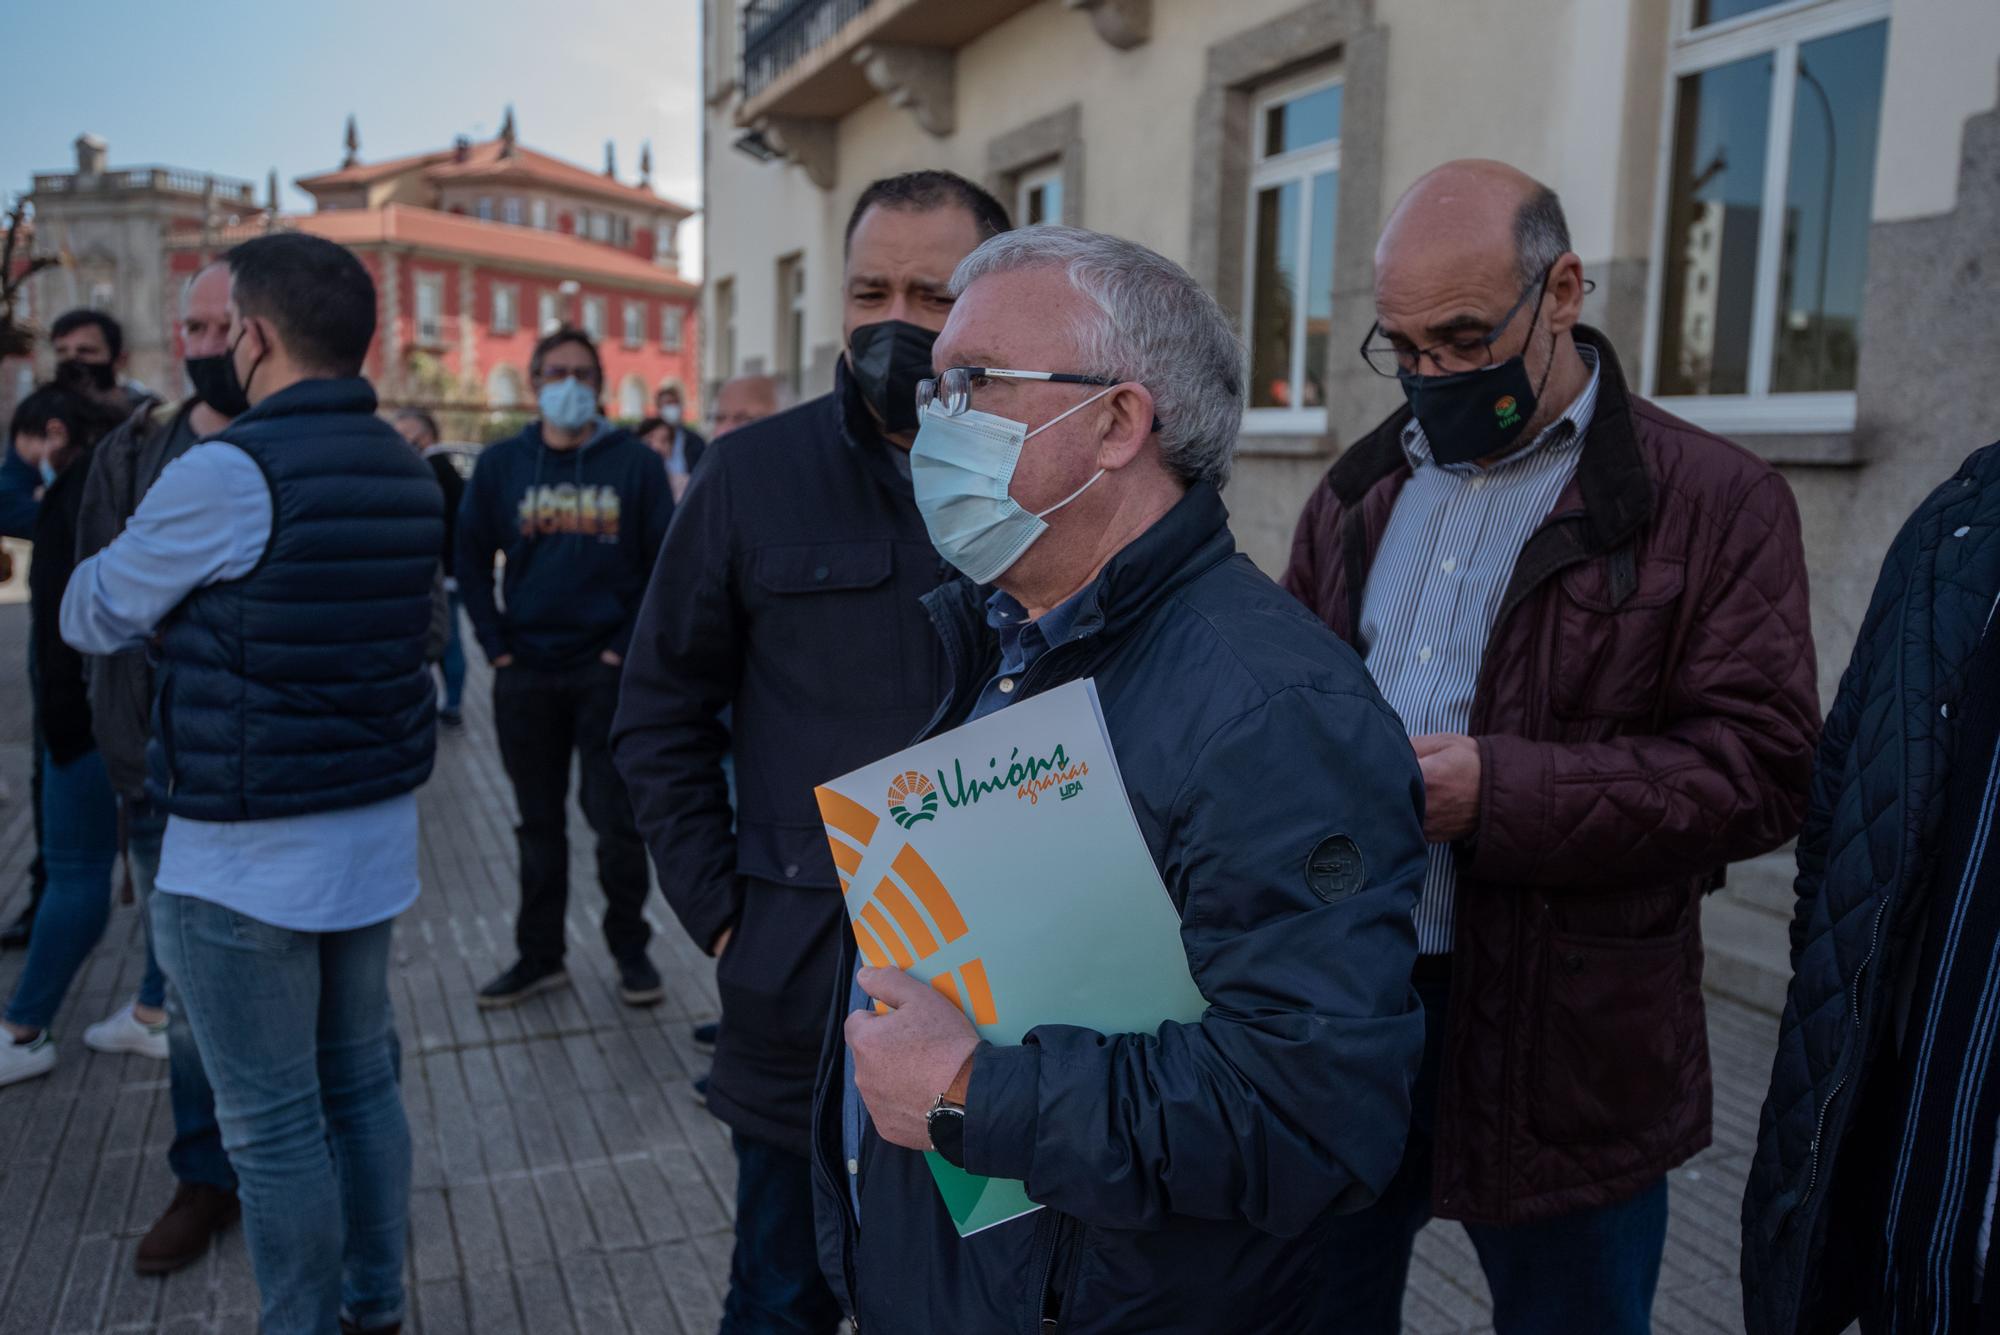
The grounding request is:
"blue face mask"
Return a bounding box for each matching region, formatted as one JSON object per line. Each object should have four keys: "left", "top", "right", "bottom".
{"left": 38, "top": 461, "right": 58, "bottom": 487}
{"left": 538, "top": 377, "right": 598, "bottom": 432}
{"left": 910, "top": 388, "right": 1114, "bottom": 585}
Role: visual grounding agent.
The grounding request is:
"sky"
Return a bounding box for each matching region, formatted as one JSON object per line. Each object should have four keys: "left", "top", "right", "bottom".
{"left": 0, "top": 0, "right": 708, "bottom": 274}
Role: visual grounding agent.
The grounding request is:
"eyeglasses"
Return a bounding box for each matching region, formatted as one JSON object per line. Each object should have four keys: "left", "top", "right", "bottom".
{"left": 915, "top": 366, "right": 1121, "bottom": 418}
{"left": 1358, "top": 266, "right": 1551, "bottom": 379}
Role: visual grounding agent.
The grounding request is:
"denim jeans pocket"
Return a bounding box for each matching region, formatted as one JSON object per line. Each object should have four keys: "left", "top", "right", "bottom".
{"left": 224, "top": 907, "right": 305, "bottom": 955}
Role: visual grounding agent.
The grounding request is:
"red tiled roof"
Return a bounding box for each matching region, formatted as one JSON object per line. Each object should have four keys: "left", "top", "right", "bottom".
{"left": 176, "top": 205, "right": 698, "bottom": 295}
{"left": 297, "top": 137, "right": 691, "bottom": 217}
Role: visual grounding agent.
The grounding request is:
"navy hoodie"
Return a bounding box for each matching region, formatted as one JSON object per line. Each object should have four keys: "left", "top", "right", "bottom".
{"left": 457, "top": 418, "right": 673, "bottom": 671}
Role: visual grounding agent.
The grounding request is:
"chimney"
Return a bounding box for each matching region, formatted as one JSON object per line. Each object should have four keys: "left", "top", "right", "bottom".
{"left": 639, "top": 142, "right": 653, "bottom": 187}
{"left": 453, "top": 135, "right": 471, "bottom": 164}
{"left": 499, "top": 105, "right": 517, "bottom": 158}
{"left": 342, "top": 115, "right": 361, "bottom": 168}
{"left": 75, "top": 134, "right": 108, "bottom": 176}
{"left": 604, "top": 140, "right": 617, "bottom": 179}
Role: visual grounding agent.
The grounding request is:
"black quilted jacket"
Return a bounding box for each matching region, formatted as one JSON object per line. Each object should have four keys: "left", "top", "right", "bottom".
{"left": 1743, "top": 441, "right": 2000, "bottom": 1335}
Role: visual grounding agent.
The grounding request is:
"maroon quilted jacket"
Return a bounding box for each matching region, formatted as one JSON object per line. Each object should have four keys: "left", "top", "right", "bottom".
{"left": 1282, "top": 330, "right": 1820, "bottom": 1225}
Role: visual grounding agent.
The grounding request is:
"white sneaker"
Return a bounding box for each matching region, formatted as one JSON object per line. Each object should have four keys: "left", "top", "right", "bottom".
{"left": 0, "top": 1032, "right": 55, "bottom": 1086}
{"left": 84, "top": 1002, "right": 170, "bottom": 1060}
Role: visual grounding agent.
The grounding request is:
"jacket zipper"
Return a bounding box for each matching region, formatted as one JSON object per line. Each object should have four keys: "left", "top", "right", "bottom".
{"left": 1796, "top": 565, "right": 1926, "bottom": 1220}
{"left": 1027, "top": 1211, "right": 1082, "bottom": 1333}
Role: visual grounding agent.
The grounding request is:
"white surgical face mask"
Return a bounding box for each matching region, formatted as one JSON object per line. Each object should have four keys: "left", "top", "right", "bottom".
{"left": 659, "top": 403, "right": 683, "bottom": 426}
{"left": 910, "top": 388, "right": 1113, "bottom": 585}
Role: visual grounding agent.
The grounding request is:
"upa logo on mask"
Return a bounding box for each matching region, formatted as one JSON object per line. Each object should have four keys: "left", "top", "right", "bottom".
{"left": 1494, "top": 395, "right": 1521, "bottom": 430}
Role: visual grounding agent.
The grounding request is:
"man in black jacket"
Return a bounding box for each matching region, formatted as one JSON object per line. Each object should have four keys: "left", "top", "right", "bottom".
{"left": 460, "top": 328, "right": 674, "bottom": 1010}
{"left": 1744, "top": 441, "right": 2000, "bottom": 1335}
{"left": 611, "top": 169, "right": 1011, "bottom": 1335}
{"left": 394, "top": 408, "right": 467, "bottom": 727}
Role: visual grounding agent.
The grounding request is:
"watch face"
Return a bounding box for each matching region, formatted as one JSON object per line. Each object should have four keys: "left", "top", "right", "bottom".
{"left": 928, "top": 1106, "right": 968, "bottom": 1167}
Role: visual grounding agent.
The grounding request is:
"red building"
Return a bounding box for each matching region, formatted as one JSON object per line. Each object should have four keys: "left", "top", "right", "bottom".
{"left": 168, "top": 113, "right": 700, "bottom": 428}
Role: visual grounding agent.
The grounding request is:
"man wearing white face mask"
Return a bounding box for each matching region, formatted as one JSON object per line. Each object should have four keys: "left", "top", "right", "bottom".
{"left": 807, "top": 226, "right": 1430, "bottom": 1335}
{"left": 457, "top": 327, "right": 674, "bottom": 1011}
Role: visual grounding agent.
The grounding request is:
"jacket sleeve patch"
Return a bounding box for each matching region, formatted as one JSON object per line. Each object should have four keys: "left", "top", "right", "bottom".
{"left": 1306, "top": 834, "right": 1367, "bottom": 903}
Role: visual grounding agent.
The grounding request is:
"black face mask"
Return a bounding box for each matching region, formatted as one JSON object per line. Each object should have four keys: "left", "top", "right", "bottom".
{"left": 55, "top": 358, "right": 117, "bottom": 395}
{"left": 185, "top": 354, "right": 249, "bottom": 418}
{"left": 1395, "top": 284, "right": 1554, "bottom": 467}
{"left": 846, "top": 319, "right": 938, "bottom": 436}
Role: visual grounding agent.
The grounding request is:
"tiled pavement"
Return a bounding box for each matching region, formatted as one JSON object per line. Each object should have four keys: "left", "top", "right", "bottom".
{"left": 0, "top": 600, "right": 1782, "bottom": 1333}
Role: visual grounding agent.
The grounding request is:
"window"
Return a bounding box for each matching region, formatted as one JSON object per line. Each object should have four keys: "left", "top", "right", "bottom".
{"left": 776, "top": 254, "right": 807, "bottom": 397}
{"left": 615, "top": 215, "right": 632, "bottom": 247}
{"left": 1017, "top": 162, "right": 1064, "bottom": 227}
{"left": 415, "top": 272, "right": 445, "bottom": 345}
{"left": 623, "top": 300, "right": 645, "bottom": 349}
{"left": 582, "top": 296, "right": 607, "bottom": 341}
{"left": 662, "top": 306, "right": 684, "bottom": 352}
{"left": 1646, "top": 0, "right": 1889, "bottom": 431}
{"left": 1243, "top": 72, "right": 1340, "bottom": 430}
{"left": 714, "top": 277, "right": 737, "bottom": 378}
{"left": 503, "top": 197, "right": 523, "bottom": 226}
{"left": 487, "top": 364, "right": 524, "bottom": 409}
{"left": 530, "top": 198, "right": 549, "bottom": 230}
{"left": 537, "top": 290, "right": 560, "bottom": 334}
{"left": 588, "top": 211, "right": 611, "bottom": 242}
{"left": 492, "top": 284, "right": 519, "bottom": 335}
{"left": 476, "top": 196, "right": 494, "bottom": 221}
{"left": 619, "top": 375, "right": 649, "bottom": 421}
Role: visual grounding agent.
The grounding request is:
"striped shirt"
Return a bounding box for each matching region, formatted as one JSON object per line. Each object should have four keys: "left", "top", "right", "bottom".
{"left": 1358, "top": 347, "right": 1601, "bottom": 954}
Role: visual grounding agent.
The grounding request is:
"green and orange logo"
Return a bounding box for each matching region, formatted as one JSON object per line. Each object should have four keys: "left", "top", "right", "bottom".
{"left": 1494, "top": 394, "right": 1522, "bottom": 429}
{"left": 887, "top": 770, "right": 939, "bottom": 829}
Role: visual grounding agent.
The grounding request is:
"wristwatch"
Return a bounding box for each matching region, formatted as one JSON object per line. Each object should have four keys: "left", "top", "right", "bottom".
{"left": 926, "top": 1050, "right": 979, "bottom": 1168}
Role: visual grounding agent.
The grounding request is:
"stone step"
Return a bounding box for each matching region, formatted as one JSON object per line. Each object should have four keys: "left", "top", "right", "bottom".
{"left": 1723, "top": 848, "right": 1799, "bottom": 919}
{"left": 1703, "top": 892, "right": 1795, "bottom": 1017}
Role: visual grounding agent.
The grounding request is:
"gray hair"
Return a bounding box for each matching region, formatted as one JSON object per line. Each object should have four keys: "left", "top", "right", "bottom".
{"left": 179, "top": 258, "right": 228, "bottom": 312}
{"left": 949, "top": 226, "right": 1246, "bottom": 488}
{"left": 1513, "top": 186, "right": 1572, "bottom": 286}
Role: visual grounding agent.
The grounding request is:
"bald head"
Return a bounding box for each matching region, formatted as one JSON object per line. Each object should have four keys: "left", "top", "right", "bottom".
{"left": 712, "top": 374, "right": 786, "bottom": 438}
{"left": 1370, "top": 160, "right": 1590, "bottom": 445}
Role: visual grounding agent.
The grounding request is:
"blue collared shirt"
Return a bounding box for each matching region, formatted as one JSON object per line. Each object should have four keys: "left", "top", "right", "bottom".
{"left": 1357, "top": 346, "right": 1600, "bottom": 955}
{"left": 842, "top": 583, "right": 1093, "bottom": 1218}
{"left": 61, "top": 441, "right": 421, "bottom": 933}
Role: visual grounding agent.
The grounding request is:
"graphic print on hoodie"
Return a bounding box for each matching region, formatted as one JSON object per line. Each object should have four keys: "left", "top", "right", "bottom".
{"left": 456, "top": 418, "right": 674, "bottom": 671}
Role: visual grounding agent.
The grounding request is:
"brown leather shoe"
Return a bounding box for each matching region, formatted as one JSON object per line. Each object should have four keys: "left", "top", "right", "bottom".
{"left": 134, "top": 1182, "right": 240, "bottom": 1275}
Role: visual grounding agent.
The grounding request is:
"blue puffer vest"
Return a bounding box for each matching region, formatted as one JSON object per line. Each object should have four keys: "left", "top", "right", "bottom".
{"left": 147, "top": 377, "right": 442, "bottom": 821}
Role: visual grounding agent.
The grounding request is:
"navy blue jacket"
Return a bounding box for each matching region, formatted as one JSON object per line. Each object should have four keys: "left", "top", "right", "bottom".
{"left": 611, "top": 363, "right": 952, "bottom": 1154}
{"left": 150, "top": 378, "right": 441, "bottom": 821}
{"left": 811, "top": 483, "right": 1430, "bottom": 1334}
{"left": 1743, "top": 442, "right": 2000, "bottom": 1335}
{"left": 456, "top": 419, "right": 672, "bottom": 671}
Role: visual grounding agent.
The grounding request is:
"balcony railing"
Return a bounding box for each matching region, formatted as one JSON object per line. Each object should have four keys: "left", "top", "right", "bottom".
{"left": 31, "top": 168, "right": 256, "bottom": 202}
{"left": 741, "top": 0, "right": 874, "bottom": 102}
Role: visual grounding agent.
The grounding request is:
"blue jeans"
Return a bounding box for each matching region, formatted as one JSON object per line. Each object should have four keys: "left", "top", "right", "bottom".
{"left": 439, "top": 591, "right": 466, "bottom": 711}
{"left": 722, "top": 1131, "right": 842, "bottom": 1335}
{"left": 1317, "top": 972, "right": 1669, "bottom": 1334}
{"left": 5, "top": 749, "right": 118, "bottom": 1031}
{"left": 151, "top": 891, "right": 410, "bottom": 1334}
{"left": 127, "top": 805, "right": 235, "bottom": 1192}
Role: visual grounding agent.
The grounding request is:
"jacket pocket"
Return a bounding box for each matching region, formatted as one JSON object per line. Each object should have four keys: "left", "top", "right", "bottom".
{"left": 1549, "top": 554, "right": 1685, "bottom": 721}
{"left": 1530, "top": 928, "right": 1690, "bottom": 1143}
{"left": 754, "top": 541, "right": 894, "bottom": 595}
{"left": 749, "top": 541, "right": 904, "bottom": 708}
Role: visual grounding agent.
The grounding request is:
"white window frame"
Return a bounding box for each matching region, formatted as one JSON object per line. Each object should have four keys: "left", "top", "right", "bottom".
{"left": 492, "top": 283, "right": 519, "bottom": 336}
{"left": 1016, "top": 161, "right": 1063, "bottom": 228}
{"left": 476, "top": 196, "right": 494, "bottom": 221}
{"left": 662, "top": 305, "right": 683, "bottom": 352}
{"left": 530, "top": 198, "right": 549, "bottom": 230}
{"left": 714, "top": 277, "right": 737, "bottom": 379}
{"left": 1240, "top": 68, "right": 1341, "bottom": 437}
{"left": 1640, "top": 0, "right": 1890, "bottom": 435}
{"left": 623, "top": 299, "right": 645, "bottom": 349}
{"left": 415, "top": 272, "right": 445, "bottom": 346}
{"left": 582, "top": 296, "right": 607, "bottom": 342}
{"left": 503, "top": 196, "right": 523, "bottom": 226}
{"left": 537, "top": 289, "right": 560, "bottom": 334}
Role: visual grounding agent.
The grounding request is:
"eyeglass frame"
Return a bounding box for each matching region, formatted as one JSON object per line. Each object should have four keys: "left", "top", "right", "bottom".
{"left": 916, "top": 366, "right": 1121, "bottom": 418}
{"left": 916, "top": 365, "right": 1166, "bottom": 433}
{"left": 1357, "top": 264, "right": 1555, "bottom": 379}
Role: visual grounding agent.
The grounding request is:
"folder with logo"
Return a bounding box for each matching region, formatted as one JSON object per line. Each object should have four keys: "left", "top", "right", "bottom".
{"left": 815, "top": 678, "right": 1208, "bottom": 1237}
